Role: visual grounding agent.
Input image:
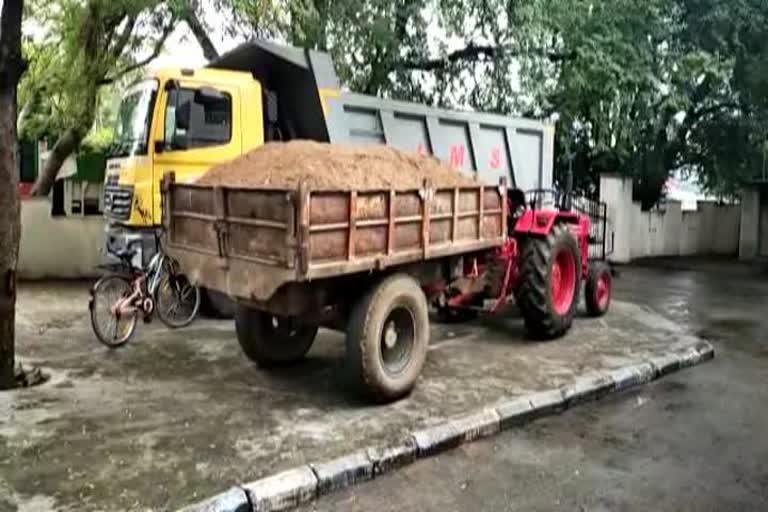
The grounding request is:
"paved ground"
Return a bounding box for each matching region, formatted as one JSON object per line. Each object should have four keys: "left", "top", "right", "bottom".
{"left": 301, "top": 258, "right": 768, "bottom": 512}
{"left": 0, "top": 264, "right": 698, "bottom": 511}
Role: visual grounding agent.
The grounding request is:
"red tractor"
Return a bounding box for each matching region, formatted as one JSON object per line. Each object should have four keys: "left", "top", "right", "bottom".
{"left": 436, "top": 189, "right": 612, "bottom": 339}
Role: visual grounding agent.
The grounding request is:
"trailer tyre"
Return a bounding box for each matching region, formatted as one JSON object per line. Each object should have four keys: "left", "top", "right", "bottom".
{"left": 515, "top": 223, "right": 581, "bottom": 339}
{"left": 345, "top": 274, "right": 429, "bottom": 402}
{"left": 585, "top": 261, "right": 612, "bottom": 317}
{"left": 234, "top": 306, "right": 318, "bottom": 367}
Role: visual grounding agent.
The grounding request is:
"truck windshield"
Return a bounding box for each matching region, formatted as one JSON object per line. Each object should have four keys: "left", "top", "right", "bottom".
{"left": 109, "top": 80, "right": 158, "bottom": 158}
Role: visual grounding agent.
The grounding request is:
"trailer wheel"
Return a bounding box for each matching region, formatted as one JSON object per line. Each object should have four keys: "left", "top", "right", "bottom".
{"left": 514, "top": 223, "right": 581, "bottom": 339}
{"left": 585, "top": 261, "right": 612, "bottom": 317}
{"left": 234, "top": 305, "right": 318, "bottom": 367}
{"left": 345, "top": 274, "right": 430, "bottom": 402}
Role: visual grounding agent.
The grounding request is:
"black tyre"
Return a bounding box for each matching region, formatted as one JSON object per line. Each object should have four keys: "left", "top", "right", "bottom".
{"left": 436, "top": 305, "right": 478, "bottom": 324}
{"left": 514, "top": 223, "right": 581, "bottom": 339}
{"left": 234, "top": 305, "right": 318, "bottom": 367}
{"left": 89, "top": 275, "right": 138, "bottom": 348}
{"left": 585, "top": 261, "right": 612, "bottom": 317}
{"left": 345, "top": 274, "right": 430, "bottom": 402}
{"left": 200, "top": 289, "right": 235, "bottom": 319}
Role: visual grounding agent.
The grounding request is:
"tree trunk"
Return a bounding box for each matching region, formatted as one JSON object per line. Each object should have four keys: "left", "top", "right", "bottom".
{"left": 30, "top": 128, "right": 81, "bottom": 197}
{"left": 0, "top": 0, "right": 25, "bottom": 390}
{"left": 183, "top": 9, "right": 219, "bottom": 61}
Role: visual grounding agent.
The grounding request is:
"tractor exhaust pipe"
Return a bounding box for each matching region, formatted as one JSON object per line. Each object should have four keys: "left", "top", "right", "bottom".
{"left": 562, "top": 152, "right": 574, "bottom": 211}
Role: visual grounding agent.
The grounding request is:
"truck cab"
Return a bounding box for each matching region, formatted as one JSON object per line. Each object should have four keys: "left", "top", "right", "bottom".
{"left": 103, "top": 69, "right": 262, "bottom": 262}
{"left": 102, "top": 40, "right": 341, "bottom": 268}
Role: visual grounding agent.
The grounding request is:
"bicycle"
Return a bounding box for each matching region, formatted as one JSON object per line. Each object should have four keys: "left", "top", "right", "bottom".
{"left": 89, "top": 241, "right": 201, "bottom": 348}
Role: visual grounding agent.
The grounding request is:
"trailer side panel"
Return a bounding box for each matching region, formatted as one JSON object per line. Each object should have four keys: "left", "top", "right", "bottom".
{"left": 164, "top": 178, "right": 507, "bottom": 303}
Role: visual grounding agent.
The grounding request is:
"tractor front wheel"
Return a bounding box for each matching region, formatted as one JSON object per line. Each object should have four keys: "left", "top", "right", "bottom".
{"left": 514, "top": 223, "right": 581, "bottom": 339}
{"left": 585, "top": 261, "right": 612, "bottom": 317}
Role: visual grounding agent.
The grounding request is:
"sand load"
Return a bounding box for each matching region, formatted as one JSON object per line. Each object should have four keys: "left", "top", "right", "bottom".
{"left": 195, "top": 140, "right": 478, "bottom": 190}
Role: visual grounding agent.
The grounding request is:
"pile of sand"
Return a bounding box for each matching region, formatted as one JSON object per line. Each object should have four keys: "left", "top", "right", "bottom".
{"left": 195, "top": 140, "right": 478, "bottom": 190}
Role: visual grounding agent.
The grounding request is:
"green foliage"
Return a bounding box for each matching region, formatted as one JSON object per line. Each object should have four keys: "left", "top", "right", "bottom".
{"left": 16, "top": 0, "right": 768, "bottom": 204}
{"left": 528, "top": 0, "right": 768, "bottom": 207}
{"left": 20, "top": 0, "right": 176, "bottom": 148}
{"left": 226, "top": 0, "right": 768, "bottom": 207}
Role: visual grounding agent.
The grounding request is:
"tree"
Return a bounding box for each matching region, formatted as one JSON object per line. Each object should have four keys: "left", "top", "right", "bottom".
{"left": 230, "top": 0, "right": 552, "bottom": 105}
{"left": 678, "top": 0, "right": 768, "bottom": 195}
{"left": 540, "top": 0, "right": 768, "bottom": 207}
{"left": 246, "top": 0, "right": 767, "bottom": 207}
{"left": 29, "top": 0, "right": 177, "bottom": 196}
{"left": 0, "top": 0, "right": 27, "bottom": 389}
{"left": 168, "top": 0, "right": 220, "bottom": 60}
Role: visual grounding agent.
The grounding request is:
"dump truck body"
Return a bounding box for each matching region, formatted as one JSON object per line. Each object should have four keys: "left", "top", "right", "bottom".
{"left": 210, "top": 40, "right": 555, "bottom": 192}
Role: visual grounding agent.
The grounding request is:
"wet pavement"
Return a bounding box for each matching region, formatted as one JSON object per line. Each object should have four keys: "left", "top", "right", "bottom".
{"left": 0, "top": 263, "right": 712, "bottom": 512}
{"left": 300, "top": 258, "right": 768, "bottom": 512}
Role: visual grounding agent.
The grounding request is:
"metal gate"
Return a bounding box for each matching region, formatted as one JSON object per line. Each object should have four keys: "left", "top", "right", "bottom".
{"left": 524, "top": 189, "right": 613, "bottom": 261}
{"left": 572, "top": 193, "right": 612, "bottom": 261}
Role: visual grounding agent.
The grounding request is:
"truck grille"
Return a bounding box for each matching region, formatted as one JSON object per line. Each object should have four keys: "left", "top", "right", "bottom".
{"left": 103, "top": 175, "right": 134, "bottom": 221}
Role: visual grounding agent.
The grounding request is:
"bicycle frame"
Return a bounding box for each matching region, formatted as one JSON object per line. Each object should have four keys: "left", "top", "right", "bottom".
{"left": 146, "top": 252, "right": 166, "bottom": 296}
{"left": 109, "top": 251, "right": 167, "bottom": 318}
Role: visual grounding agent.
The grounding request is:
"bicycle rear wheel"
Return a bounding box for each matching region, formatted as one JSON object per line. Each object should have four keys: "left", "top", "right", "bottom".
{"left": 89, "top": 275, "right": 138, "bottom": 348}
{"left": 155, "top": 264, "right": 201, "bottom": 329}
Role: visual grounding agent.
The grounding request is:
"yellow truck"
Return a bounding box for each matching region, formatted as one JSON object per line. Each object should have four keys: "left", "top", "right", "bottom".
{"left": 103, "top": 40, "right": 558, "bottom": 315}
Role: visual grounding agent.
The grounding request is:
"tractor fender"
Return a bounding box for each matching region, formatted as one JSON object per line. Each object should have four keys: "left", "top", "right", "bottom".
{"left": 514, "top": 209, "right": 580, "bottom": 236}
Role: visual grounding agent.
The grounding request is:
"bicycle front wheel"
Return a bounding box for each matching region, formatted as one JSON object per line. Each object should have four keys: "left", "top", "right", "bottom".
{"left": 89, "top": 275, "right": 138, "bottom": 348}
{"left": 155, "top": 266, "right": 201, "bottom": 329}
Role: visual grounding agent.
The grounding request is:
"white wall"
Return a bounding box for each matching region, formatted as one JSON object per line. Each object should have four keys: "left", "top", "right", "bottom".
{"left": 19, "top": 198, "right": 105, "bottom": 279}
{"left": 600, "top": 175, "right": 741, "bottom": 262}
{"left": 599, "top": 174, "right": 633, "bottom": 262}
{"left": 739, "top": 186, "right": 760, "bottom": 260}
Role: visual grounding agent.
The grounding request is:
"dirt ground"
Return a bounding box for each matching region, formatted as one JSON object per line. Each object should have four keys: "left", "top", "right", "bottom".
{"left": 1, "top": 273, "right": 701, "bottom": 511}
{"left": 302, "top": 259, "right": 768, "bottom": 512}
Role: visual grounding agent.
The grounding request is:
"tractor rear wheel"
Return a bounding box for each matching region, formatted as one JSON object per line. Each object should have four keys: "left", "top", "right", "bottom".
{"left": 234, "top": 305, "right": 318, "bottom": 367}
{"left": 514, "top": 223, "right": 581, "bottom": 339}
{"left": 585, "top": 261, "right": 612, "bottom": 317}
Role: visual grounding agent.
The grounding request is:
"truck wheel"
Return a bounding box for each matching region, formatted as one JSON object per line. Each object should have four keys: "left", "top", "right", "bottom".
{"left": 234, "top": 305, "right": 318, "bottom": 367}
{"left": 200, "top": 289, "right": 235, "bottom": 319}
{"left": 514, "top": 223, "right": 581, "bottom": 339}
{"left": 345, "top": 274, "right": 430, "bottom": 402}
{"left": 585, "top": 261, "right": 612, "bottom": 317}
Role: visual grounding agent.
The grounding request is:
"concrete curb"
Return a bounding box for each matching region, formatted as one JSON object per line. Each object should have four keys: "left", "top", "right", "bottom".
{"left": 179, "top": 340, "right": 714, "bottom": 512}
